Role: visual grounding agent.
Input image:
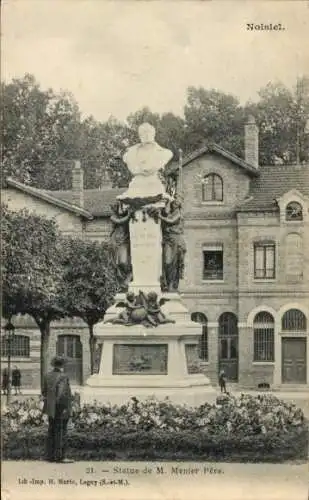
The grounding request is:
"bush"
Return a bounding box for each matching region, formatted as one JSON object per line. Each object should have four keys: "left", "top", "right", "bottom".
{"left": 2, "top": 394, "right": 308, "bottom": 462}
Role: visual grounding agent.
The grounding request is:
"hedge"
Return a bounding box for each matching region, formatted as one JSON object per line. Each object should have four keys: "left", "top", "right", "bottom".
{"left": 2, "top": 394, "right": 308, "bottom": 462}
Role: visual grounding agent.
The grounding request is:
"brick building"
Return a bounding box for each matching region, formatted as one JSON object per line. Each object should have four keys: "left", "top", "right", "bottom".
{"left": 2, "top": 117, "right": 309, "bottom": 389}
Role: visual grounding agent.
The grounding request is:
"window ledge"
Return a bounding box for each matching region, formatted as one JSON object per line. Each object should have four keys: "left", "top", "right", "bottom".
{"left": 1, "top": 357, "right": 31, "bottom": 362}
{"left": 253, "top": 279, "right": 276, "bottom": 282}
{"left": 283, "top": 220, "right": 303, "bottom": 224}
{"left": 280, "top": 332, "right": 307, "bottom": 336}
{"left": 202, "top": 280, "right": 225, "bottom": 283}
{"left": 252, "top": 361, "right": 275, "bottom": 365}
{"left": 201, "top": 201, "right": 224, "bottom": 206}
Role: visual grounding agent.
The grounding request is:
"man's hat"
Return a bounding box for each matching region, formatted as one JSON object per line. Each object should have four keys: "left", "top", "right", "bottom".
{"left": 51, "top": 356, "right": 67, "bottom": 368}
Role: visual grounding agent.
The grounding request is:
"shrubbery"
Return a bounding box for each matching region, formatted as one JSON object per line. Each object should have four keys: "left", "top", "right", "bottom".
{"left": 2, "top": 394, "right": 308, "bottom": 462}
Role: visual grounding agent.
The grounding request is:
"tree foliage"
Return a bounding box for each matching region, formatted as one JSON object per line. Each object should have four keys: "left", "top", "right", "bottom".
{"left": 184, "top": 87, "right": 245, "bottom": 158}
{"left": 2, "top": 74, "right": 309, "bottom": 191}
{"left": 79, "top": 116, "right": 134, "bottom": 189}
{"left": 1, "top": 205, "right": 65, "bottom": 388}
{"left": 2, "top": 206, "right": 120, "bottom": 381}
{"left": 245, "top": 76, "right": 309, "bottom": 164}
{"left": 59, "top": 237, "right": 119, "bottom": 374}
{"left": 2, "top": 74, "right": 81, "bottom": 189}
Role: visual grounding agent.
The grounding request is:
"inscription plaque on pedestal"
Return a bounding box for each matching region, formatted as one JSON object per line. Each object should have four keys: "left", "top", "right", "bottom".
{"left": 113, "top": 344, "right": 168, "bottom": 375}
{"left": 185, "top": 344, "right": 202, "bottom": 374}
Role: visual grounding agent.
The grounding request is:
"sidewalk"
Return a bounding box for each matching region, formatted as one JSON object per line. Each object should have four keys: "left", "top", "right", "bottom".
{"left": 8, "top": 386, "right": 309, "bottom": 398}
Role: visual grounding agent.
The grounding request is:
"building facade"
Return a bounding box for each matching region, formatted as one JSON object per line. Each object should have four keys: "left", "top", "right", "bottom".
{"left": 2, "top": 118, "right": 309, "bottom": 389}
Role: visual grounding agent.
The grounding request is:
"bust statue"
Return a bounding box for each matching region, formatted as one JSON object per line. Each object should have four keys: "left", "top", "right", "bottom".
{"left": 117, "top": 123, "right": 173, "bottom": 206}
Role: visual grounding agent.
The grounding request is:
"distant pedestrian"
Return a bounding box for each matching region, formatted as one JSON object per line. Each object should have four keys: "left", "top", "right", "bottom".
{"left": 219, "top": 369, "right": 227, "bottom": 393}
{"left": 42, "top": 356, "right": 73, "bottom": 463}
{"left": 2, "top": 368, "right": 9, "bottom": 395}
{"left": 12, "top": 366, "right": 22, "bottom": 395}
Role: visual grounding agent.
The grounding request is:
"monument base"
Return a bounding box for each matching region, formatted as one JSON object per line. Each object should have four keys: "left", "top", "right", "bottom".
{"left": 82, "top": 294, "right": 215, "bottom": 408}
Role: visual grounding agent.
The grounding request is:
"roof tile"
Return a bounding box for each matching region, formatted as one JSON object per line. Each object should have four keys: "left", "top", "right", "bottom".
{"left": 46, "top": 188, "right": 126, "bottom": 216}
{"left": 237, "top": 164, "right": 309, "bottom": 211}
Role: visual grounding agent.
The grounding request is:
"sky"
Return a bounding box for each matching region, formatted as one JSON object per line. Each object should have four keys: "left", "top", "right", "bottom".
{"left": 2, "top": 0, "right": 309, "bottom": 122}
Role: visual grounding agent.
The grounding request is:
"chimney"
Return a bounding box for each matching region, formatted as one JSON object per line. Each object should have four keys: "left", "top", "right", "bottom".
{"left": 72, "top": 160, "right": 84, "bottom": 207}
{"left": 245, "top": 115, "right": 259, "bottom": 168}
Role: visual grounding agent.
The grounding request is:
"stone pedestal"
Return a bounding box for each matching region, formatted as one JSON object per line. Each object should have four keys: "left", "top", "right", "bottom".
{"left": 82, "top": 295, "right": 215, "bottom": 406}
{"left": 129, "top": 207, "right": 163, "bottom": 294}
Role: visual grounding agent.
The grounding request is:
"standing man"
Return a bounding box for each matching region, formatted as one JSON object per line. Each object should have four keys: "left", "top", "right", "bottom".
{"left": 12, "top": 366, "right": 22, "bottom": 395}
{"left": 42, "top": 356, "right": 73, "bottom": 463}
{"left": 218, "top": 369, "right": 227, "bottom": 394}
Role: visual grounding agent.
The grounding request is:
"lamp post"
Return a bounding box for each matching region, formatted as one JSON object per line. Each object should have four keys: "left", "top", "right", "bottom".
{"left": 3, "top": 321, "right": 15, "bottom": 404}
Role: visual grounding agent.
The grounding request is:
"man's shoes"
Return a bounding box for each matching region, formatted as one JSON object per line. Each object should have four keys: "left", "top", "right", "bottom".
{"left": 55, "top": 458, "right": 74, "bottom": 463}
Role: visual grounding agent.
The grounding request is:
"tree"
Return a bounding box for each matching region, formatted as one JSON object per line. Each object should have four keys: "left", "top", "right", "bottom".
{"left": 2, "top": 73, "right": 82, "bottom": 189}
{"left": 184, "top": 87, "right": 245, "bottom": 157}
{"left": 60, "top": 238, "right": 119, "bottom": 374}
{"left": 245, "top": 76, "right": 309, "bottom": 165}
{"left": 1, "top": 205, "right": 65, "bottom": 389}
{"left": 79, "top": 116, "right": 134, "bottom": 189}
{"left": 127, "top": 107, "right": 187, "bottom": 155}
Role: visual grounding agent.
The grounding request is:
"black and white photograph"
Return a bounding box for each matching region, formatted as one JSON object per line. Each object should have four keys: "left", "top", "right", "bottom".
{"left": 1, "top": 1, "right": 309, "bottom": 499}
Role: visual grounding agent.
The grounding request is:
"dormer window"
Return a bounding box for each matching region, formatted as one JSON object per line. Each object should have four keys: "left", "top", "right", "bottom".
{"left": 285, "top": 202, "right": 303, "bottom": 221}
{"left": 202, "top": 174, "right": 223, "bottom": 202}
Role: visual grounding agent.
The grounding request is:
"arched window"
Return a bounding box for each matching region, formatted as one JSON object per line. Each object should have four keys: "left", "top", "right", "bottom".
{"left": 218, "top": 313, "right": 238, "bottom": 359}
{"left": 285, "top": 233, "right": 303, "bottom": 280}
{"left": 1, "top": 335, "right": 30, "bottom": 357}
{"left": 285, "top": 202, "right": 303, "bottom": 221}
{"left": 282, "top": 309, "right": 307, "bottom": 331}
{"left": 253, "top": 311, "right": 275, "bottom": 361}
{"left": 191, "top": 312, "right": 208, "bottom": 360}
{"left": 202, "top": 174, "right": 223, "bottom": 202}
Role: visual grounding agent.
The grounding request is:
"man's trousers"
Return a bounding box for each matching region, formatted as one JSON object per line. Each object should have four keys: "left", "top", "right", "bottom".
{"left": 47, "top": 414, "right": 69, "bottom": 462}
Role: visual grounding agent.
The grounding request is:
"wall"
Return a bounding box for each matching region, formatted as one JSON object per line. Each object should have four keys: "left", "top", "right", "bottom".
{"left": 3, "top": 188, "right": 84, "bottom": 236}
{"left": 1, "top": 315, "right": 91, "bottom": 389}
{"left": 181, "top": 153, "right": 251, "bottom": 217}
{"left": 85, "top": 218, "right": 112, "bottom": 241}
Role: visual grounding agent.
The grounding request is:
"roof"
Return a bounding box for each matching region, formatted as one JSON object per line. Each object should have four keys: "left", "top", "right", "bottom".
{"left": 48, "top": 187, "right": 126, "bottom": 216}
{"left": 5, "top": 178, "right": 94, "bottom": 219}
{"left": 166, "top": 143, "right": 259, "bottom": 177}
{"left": 237, "top": 164, "right": 309, "bottom": 212}
{"left": 5, "top": 163, "right": 309, "bottom": 218}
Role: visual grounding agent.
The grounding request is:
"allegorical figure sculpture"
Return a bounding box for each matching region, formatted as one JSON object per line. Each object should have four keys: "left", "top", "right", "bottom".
{"left": 110, "top": 201, "right": 133, "bottom": 291}
{"left": 117, "top": 122, "right": 173, "bottom": 208}
{"left": 159, "top": 198, "right": 186, "bottom": 292}
{"left": 105, "top": 291, "right": 175, "bottom": 327}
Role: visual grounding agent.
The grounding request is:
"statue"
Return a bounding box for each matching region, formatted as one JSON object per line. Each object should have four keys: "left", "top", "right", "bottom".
{"left": 110, "top": 201, "right": 133, "bottom": 291}
{"left": 117, "top": 123, "right": 173, "bottom": 208}
{"left": 146, "top": 291, "right": 175, "bottom": 325}
{"left": 105, "top": 291, "right": 175, "bottom": 327}
{"left": 105, "top": 291, "right": 144, "bottom": 325}
{"left": 159, "top": 198, "right": 186, "bottom": 292}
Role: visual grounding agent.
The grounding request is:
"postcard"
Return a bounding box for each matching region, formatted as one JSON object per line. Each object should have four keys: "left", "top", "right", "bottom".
{"left": 1, "top": 1, "right": 309, "bottom": 499}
